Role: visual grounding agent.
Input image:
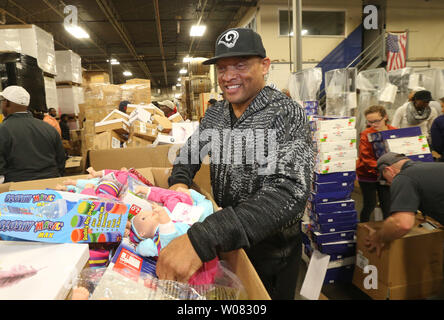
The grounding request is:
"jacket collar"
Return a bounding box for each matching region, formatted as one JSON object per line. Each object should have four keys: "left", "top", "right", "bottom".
{"left": 223, "top": 86, "right": 275, "bottom": 127}
{"left": 4, "top": 111, "right": 33, "bottom": 121}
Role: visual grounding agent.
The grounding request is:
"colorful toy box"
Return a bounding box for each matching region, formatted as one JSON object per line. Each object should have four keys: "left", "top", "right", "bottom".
{"left": 0, "top": 190, "right": 129, "bottom": 243}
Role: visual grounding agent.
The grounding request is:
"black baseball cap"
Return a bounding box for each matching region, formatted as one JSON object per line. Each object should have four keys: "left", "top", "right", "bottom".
{"left": 376, "top": 152, "right": 410, "bottom": 180}
{"left": 203, "top": 28, "right": 266, "bottom": 65}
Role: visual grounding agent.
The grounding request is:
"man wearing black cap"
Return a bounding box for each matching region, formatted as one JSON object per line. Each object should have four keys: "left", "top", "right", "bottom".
{"left": 392, "top": 90, "right": 438, "bottom": 138}
{"left": 157, "top": 28, "right": 314, "bottom": 299}
{"left": 365, "top": 152, "right": 444, "bottom": 255}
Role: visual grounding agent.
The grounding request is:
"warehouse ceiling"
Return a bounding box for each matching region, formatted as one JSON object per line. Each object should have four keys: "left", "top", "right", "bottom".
{"left": 0, "top": 0, "right": 258, "bottom": 90}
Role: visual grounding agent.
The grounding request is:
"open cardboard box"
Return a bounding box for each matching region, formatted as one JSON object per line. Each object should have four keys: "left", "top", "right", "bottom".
{"left": 0, "top": 164, "right": 270, "bottom": 300}
{"left": 352, "top": 218, "right": 444, "bottom": 300}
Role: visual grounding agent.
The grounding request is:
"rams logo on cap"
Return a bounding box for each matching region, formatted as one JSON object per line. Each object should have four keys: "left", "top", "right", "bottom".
{"left": 218, "top": 30, "right": 239, "bottom": 48}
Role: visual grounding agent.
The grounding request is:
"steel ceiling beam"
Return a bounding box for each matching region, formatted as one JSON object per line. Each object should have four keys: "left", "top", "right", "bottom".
{"left": 153, "top": 0, "right": 169, "bottom": 86}
{"left": 95, "top": 0, "right": 155, "bottom": 85}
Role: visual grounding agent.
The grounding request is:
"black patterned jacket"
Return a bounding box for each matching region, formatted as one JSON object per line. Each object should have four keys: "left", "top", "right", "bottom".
{"left": 168, "top": 86, "right": 314, "bottom": 262}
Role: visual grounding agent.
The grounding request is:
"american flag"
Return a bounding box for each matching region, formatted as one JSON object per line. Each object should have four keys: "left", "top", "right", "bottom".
{"left": 386, "top": 32, "right": 407, "bottom": 71}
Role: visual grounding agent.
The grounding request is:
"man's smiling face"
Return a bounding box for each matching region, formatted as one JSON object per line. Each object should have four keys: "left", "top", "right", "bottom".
{"left": 216, "top": 56, "right": 270, "bottom": 110}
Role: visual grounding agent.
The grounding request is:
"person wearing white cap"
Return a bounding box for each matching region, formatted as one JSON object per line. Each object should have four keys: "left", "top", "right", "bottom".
{"left": 158, "top": 100, "right": 176, "bottom": 118}
{"left": 0, "top": 85, "right": 66, "bottom": 183}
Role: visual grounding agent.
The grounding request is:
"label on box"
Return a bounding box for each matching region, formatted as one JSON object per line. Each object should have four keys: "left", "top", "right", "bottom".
{"left": 140, "top": 122, "right": 147, "bottom": 134}
{"left": 112, "top": 137, "right": 121, "bottom": 149}
{"left": 356, "top": 250, "right": 369, "bottom": 270}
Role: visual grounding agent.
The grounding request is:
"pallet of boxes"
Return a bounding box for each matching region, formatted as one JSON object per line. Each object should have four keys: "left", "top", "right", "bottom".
{"left": 301, "top": 115, "right": 359, "bottom": 286}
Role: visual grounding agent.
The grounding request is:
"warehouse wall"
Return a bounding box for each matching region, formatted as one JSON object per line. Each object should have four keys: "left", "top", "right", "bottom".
{"left": 253, "top": 0, "right": 363, "bottom": 68}
{"left": 386, "top": 0, "right": 444, "bottom": 69}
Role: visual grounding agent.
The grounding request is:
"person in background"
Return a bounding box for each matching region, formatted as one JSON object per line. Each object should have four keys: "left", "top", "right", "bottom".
{"left": 59, "top": 114, "right": 71, "bottom": 141}
{"left": 356, "top": 105, "right": 397, "bottom": 222}
{"left": 48, "top": 107, "right": 58, "bottom": 119}
{"left": 392, "top": 90, "right": 438, "bottom": 138}
{"left": 157, "top": 28, "right": 314, "bottom": 299}
{"left": 118, "top": 100, "right": 130, "bottom": 114}
{"left": 158, "top": 100, "right": 176, "bottom": 118}
{"left": 0, "top": 85, "right": 66, "bottom": 183}
{"left": 430, "top": 97, "right": 444, "bottom": 161}
{"left": 43, "top": 108, "right": 61, "bottom": 136}
{"left": 365, "top": 152, "right": 444, "bottom": 256}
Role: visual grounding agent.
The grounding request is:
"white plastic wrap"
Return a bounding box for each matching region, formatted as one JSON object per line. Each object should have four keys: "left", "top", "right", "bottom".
{"left": 0, "top": 25, "right": 57, "bottom": 76}
{"left": 288, "top": 67, "right": 322, "bottom": 104}
{"left": 57, "top": 86, "right": 82, "bottom": 115}
{"left": 325, "top": 68, "right": 357, "bottom": 117}
{"left": 43, "top": 76, "right": 59, "bottom": 111}
{"left": 55, "top": 50, "right": 82, "bottom": 84}
{"left": 388, "top": 67, "right": 412, "bottom": 110}
{"left": 356, "top": 68, "right": 397, "bottom": 134}
{"left": 411, "top": 68, "right": 444, "bottom": 101}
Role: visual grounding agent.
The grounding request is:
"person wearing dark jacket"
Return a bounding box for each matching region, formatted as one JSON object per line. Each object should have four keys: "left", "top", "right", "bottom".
{"left": 156, "top": 28, "right": 314, "bottom": 299}
{"left": 59, "top": 114, "right": 71, "bottom": 141}
{"left": 0, "top": 85, "right": 66, "bottom": 183}
{"left": 430, "top": 97, "right": 444, "bottom": 161}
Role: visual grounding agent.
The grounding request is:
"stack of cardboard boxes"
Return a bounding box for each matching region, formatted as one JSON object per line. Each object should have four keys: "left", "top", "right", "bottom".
{"left": 368, "top": 126, "right": 434, "bottom": 162}
{"left": 302, "top": 116, "right": 359, "bottom": 285}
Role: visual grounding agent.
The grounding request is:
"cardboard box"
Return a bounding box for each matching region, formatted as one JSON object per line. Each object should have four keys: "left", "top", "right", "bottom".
{"left": 313, "top": 117, "right": 356, "bottom": 131}
{"left": 131, "top": 121, "right": 158, "bottom": 141}
{"left": 316, "top": 139, "right": 357, "bottom": 153}
{"left": 0, "top": 166, "right": 270, "bottom": 300}
{"left": 101, "top": 110, "right": 130, "bottom": 123}
{"left": 315, "top": 159, "right": 356, "bottom": 174}
{"left": 93, "top": 131, "right": 125, "bottom": 150}
{"left": 127, "top": 135, "right": 154, "bottom": 148}
{"left": 95, "top": 119, "right": 130, "bottom": 136}
{"left": 168, "top": 113, "right": 184, "bottom": 123}
{"left": 316, "top": 149, "right": 357, "bottom": 164}
{"left": 352, "top": 220, "right": 444, "bottom": 300}
{"left": 314, "top": 129, "right": 357, "bottom": 143}
{"left": 153, "top": 134, "right": 179, "bottom": 146}
{"left": 83, "top": 71, "right": 110, "bottom": 84}
{"left": 129, "top": 107, "right": 152, "bottom": 124}
{"left": 152, "top": 115, "right": 172, "bottom": 133}
{"left": 171, "top": 122, "right": 199, "bottom": 144}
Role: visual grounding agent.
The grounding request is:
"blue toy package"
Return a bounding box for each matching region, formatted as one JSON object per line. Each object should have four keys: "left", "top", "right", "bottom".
{"left": 367, "top": 127, "right": 422, "bottom": 142}
{"left": 317, "top": 240, "right": 356, "bottom": 256}
{"left": 312, "top": 199, "right": 355, "bottom": 214}
{"left": 313, "top": 181, "right": 355, "bottom": 194}
{"left": 311, "top": 219, "right": 358, "bottom": 234}
{"left": 310, "top": 210, "right": 357, "bottom": 225}
{"left": 313, "top": 171, "right": 356, "bottom": 183}
{"left": 309, "top": 191, "right": 353, "bottom": 204}
{"left": 408, "top": 153, "right": 434, "bottom": 162}
{"left": 0, "top": 190, "right": 129, "bottom": 243}
{"left": 312, "top": 230, "right": 356, "bottom": 244}
{"left": 324, "top": 264, "right": 355, "bottom": 284}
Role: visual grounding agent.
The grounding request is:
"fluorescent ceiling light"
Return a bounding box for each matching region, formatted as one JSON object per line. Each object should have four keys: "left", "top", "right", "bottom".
{"left": 174, "top": 93, "right": 181, "bottom": 98}
{"left": 178, "top": 77, "right": 182, "bottom": 82}
{"left": 190, "top": 25, "right": 206, "bottom": 37}
{"left": 183, "top": 56, "right": 193, "bottom": 63}
{"left": 110, "top": 58, "right": 120, "bottom": 65}
{"left": 176, "top": 83, "right": 182, "bottom": 87}
{"left": 123, "top": 71, "right": 132, "bottom": 77}
{"left": 64, "top": 24, "right": 90, "bottom": 39}
{"left": 179, "top": 68, "right": 187, "bottom": 75}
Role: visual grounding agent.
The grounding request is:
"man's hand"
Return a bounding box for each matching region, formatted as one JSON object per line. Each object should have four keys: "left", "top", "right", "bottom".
{"left": 169, "top": 183, "right": 189, "bottom": 192}
{"left": 363, "top": 225, "right": 385, "bottom": 257}
{"left": 156, "top": 233, "right": 203, "bottom": 283}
